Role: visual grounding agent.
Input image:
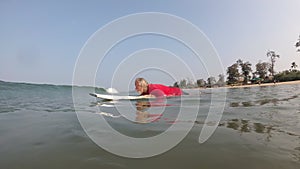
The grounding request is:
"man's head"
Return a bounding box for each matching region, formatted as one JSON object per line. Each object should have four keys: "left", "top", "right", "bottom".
{"left": 135, "top": 78, "right": 148, "bottom": 94}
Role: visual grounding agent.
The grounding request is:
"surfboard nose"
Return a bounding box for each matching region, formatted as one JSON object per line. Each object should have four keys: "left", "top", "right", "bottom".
{"left": 89, "top": 93, "right": 97, "bottom": 97}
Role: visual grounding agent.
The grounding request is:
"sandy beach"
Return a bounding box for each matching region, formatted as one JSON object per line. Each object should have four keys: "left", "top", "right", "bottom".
{"left": 187, "top": 80, "right": 300, "bottom": 91}
{"left": 225, "top": 80, "right": 300, "bottom": 89}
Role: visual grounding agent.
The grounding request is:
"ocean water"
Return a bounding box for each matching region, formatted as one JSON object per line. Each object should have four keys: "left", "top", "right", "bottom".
{"left": 0, "top": 80, "right": 299, "bottom": 169}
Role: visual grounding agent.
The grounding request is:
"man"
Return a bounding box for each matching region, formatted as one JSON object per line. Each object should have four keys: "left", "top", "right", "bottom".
{"left": 135, "top": 78, "right": 183, "bottom": 97}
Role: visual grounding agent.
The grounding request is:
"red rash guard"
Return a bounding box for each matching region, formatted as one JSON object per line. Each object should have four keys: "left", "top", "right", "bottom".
{"left": 141, "top": 84, "right": 182, "bottom": 97}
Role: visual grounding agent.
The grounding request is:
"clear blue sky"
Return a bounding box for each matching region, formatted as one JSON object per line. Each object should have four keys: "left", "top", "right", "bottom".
{"left": 1, "top": 0, "right": 299, "bottom": 90}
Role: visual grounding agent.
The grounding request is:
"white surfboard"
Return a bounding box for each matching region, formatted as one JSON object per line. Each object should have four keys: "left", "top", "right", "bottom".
{"left": 89, "top": 93, "right": 155, "bottom": 100}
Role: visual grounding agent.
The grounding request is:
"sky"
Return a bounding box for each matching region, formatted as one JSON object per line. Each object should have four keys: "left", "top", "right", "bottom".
{"left": 0, "top": 0, "right": 300, "bottom": 91}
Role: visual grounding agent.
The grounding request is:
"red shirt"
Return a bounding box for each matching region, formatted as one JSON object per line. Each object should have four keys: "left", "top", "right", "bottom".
{"left": 142, "top": 84, "right": 182, "bottom": 97}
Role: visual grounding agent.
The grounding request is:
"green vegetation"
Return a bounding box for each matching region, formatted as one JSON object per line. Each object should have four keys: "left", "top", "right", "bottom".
{"left": 275, "top": 70, "right": 300, "bottom": 82}
{"left": 237, "top": 59, "right": 252, "bottom": 85}
{"left": 174, "top": 35, "right": 300, "bottom": 88}
{"left": 266, "top": 50, "right": 280, "bottom": 77}
{"left": 255, "top": 61, "right": 270, "bottom": 80}
{"left": 296, "top": 35, "right": 300, "bottom": 52}
{"left": 174, "top": 74, "right": 226, "bottom": 88}
{"left": 226, "top": 63, "right": 239, "bottom": 85}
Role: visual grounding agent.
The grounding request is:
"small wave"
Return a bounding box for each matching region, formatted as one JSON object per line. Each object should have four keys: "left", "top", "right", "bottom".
{"left": 106, "top": 88, "right": 119, "bottom": 94}
{"left": 96, "top": 112, "right": 122, "bottom": 118}
{"left": 0, "top": 80, "right": 107, "bottom": 93}
{"left": 100, "top": 104, "right": 115, "bottom": 108}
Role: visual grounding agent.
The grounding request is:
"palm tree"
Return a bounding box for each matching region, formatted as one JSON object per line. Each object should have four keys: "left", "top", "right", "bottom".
{"left": 291, "top": 62, "right": 298, "bottom": 70}
{"left": 296, "top": 35, "right": 300, "bottom": 52}
{"left": 227, "top": 63, "right": 240, "bottom": 85}
{"left": 207, "top": 76, "right": 216, "bottom": 87}
{"left": 267, "top": 50, "right": 280, "bottom": 77}
{"left": 255, "top": 61, "right": 270, "bottom": 79}
{"left": 237, "top": 59, "right": 252, "bottom": 84}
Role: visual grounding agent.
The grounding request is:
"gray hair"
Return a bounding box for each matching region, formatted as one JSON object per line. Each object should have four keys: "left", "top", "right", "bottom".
{"left": 135, "top": 78, "right": 148, "bottom": 93}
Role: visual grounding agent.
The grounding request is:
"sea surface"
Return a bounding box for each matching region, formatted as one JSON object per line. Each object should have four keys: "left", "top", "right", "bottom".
{"left": 0, "top": 80, "right": 299, "bottom": 169}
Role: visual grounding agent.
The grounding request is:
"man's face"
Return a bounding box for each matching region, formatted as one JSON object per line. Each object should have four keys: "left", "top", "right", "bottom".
{"left": 135, "top": 81, "right": 143, "bottom": 94}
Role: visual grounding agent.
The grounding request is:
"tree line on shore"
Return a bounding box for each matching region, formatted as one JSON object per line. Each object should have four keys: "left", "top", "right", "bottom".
{"left": 174, "top": 35, "right": 300, "bottom": 88}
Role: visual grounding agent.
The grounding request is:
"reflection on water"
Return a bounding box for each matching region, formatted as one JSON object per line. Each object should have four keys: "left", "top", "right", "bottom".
{"left": 294, "top": 147, "right": 300, "bottom": 162}
{"left": 223, "top": 119, "right": 275, "bottom": 141}
{"left": 226, "top": 119, "right": 253, "bottom": 133}
{"left": 135, "top": 101, "right": 163, "bottom": 123}
{"left": 222, "top": 118, "right": 299, "bottom": 146}
{"left": 220, "top": 118, "right": 300, "bottom": 162}
{"left": 229, "top": 95, "right": 298, "bottom": 107}
{"left": 253, "top": 122, "right": 267, "bottom": 133}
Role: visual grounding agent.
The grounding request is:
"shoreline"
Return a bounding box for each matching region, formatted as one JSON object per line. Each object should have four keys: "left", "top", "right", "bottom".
{"left": 225, "top": 80, "right": 300, "bottom": 89}
{"left": 185, "top": 80, "right": 300, "bottom": 90}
